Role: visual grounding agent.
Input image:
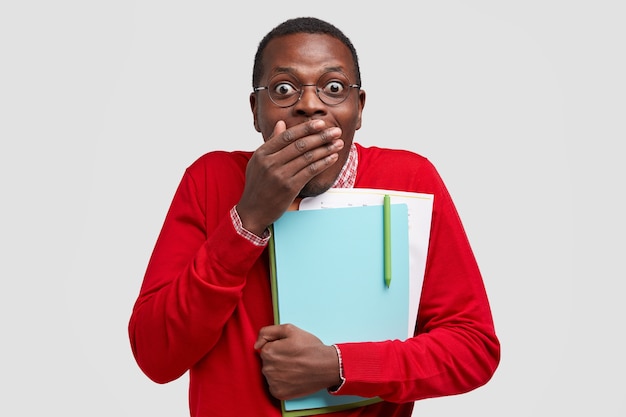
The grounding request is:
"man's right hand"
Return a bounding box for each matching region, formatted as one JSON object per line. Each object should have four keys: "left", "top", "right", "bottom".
{"left": 236, "top": 119, "right": 343, "bottom": 236}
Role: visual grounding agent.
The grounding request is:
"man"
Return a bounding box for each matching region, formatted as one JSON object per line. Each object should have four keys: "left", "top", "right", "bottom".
{"left": 129, "top": 17, "right": 500, "bottom": 417}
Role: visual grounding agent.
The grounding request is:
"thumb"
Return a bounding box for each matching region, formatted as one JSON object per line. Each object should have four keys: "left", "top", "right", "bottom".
{"left": 254, "top": 324, "right": 291, "bottom": 352}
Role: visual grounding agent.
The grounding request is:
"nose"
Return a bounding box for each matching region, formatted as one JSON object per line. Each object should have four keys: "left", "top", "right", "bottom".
{"left": 294, "top": 84, "right": 326, "bottom": 115}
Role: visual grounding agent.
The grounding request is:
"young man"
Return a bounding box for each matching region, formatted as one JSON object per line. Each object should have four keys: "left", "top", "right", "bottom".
{"left": 129, "top": 17, "right": 500, "bottom": 417}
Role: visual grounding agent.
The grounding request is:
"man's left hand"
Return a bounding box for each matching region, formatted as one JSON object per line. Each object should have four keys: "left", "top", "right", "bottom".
{"left": 254, "top": 323, "right": 342, "bottom": 400}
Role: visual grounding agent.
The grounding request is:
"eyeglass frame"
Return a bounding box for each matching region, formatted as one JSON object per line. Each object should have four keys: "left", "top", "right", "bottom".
{"left": 253, "top": 71, "right": 361, "bottom": 108}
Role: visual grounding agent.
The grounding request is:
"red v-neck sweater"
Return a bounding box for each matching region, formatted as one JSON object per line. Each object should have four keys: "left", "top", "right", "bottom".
{"left": 129, "top": 143, "right": 500, "bottom": 417}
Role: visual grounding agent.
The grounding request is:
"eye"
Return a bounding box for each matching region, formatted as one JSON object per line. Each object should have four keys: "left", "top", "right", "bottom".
{"left": 321, "top": 80, "right": 346, "bottom": 97}
{"left": 272, "top": 81, "right": 298, "bottom": 97}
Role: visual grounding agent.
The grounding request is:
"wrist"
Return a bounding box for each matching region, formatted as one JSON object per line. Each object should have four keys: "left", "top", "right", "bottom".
{"left": 230, "top": 206, "right": 270, "bottom": 245}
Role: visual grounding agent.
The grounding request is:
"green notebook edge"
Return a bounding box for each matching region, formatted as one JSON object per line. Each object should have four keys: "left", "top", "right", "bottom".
{"left": 268, "top": 224, "right": 280, "bottom": 325}
{"left": 280, "top": 396, "right": 383, "bottom": 417}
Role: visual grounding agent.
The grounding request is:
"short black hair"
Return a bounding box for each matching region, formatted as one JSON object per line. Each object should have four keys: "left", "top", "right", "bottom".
{"left": 252, "top": 17, "right": 361, "bottom": 88}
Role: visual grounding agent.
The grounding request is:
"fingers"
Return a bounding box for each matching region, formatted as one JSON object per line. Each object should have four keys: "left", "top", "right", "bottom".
{"left": 265, "top": 120, "right": 343, "bottom": 160}
{"left": 273, "top": 121, "right": 344, "bottom": 183}
{"left": 268, "top": 119, "right": 322, "bottom": 143}
{"left": 251, "top": 119, "right": 344, "bottom": 197}
{"left": 254, "top": 324, "right": 341, "bottom": 400}
{"left": 254, "top": 324, "right": 291, "bottom": 352}
{"left": 237, "top": 119, "right": 344, "bottom": 234}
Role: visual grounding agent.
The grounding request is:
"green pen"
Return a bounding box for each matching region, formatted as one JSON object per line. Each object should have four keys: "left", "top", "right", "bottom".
{"left": 383, "top": 194, "right": 392, "bottom": 288}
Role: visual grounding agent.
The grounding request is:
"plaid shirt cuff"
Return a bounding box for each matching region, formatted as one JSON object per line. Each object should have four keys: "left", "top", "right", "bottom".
{"left": 230, "top": 206, "right": 270, "bottom": 246}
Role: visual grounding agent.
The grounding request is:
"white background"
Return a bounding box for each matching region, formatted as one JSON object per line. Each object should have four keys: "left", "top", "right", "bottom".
{"left": 1, "top": 1, "right": 624, "bottom": 416}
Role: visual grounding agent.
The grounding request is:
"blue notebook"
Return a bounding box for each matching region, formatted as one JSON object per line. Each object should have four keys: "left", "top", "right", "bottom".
{"left": 268, "top": 204, "right": 410, "bottom": 416}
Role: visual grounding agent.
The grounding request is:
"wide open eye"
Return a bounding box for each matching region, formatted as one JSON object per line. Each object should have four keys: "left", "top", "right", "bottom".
{"left": 320, "top": 79, "right": 346, "bottom": 98}
{"left": 271, "top": 81, "right": 299, "bottom": 98}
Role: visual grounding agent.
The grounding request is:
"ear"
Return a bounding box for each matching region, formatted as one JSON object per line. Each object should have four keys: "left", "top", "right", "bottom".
{"left": 355, "top": 89, "right": 366, "bottom": 130}
{"left": 250, "top": 92, "right": 261, "bottom": 132}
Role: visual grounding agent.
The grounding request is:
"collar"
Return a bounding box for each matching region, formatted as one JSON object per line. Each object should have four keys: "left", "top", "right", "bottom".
{"left": 331, "top": 143, "right": 358, "bottom": 189}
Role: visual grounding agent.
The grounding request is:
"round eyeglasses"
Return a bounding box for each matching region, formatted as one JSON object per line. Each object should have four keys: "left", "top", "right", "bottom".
{"left": 254, "top": 71, "right": 360, "bottom": 108}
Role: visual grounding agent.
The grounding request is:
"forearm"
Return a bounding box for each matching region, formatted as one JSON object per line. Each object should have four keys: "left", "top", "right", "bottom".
{"left": 335, "top": 317, "right": 499, "bottom": 402}
{"left": 129, "top": 167, "right": 266, "bottom": 382}
{"left": 129, "top": 215, "right": 265, "bottom": 382}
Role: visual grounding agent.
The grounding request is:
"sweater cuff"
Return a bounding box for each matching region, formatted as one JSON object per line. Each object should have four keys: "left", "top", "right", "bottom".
{"left": 329, "top": 341, "right": 392, "bottom": 397}
{"left": 328, "top": 344, "right": 346, "bottom": 394}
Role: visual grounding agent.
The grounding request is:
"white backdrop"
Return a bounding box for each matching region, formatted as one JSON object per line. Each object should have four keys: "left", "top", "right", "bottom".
{"left": 1, "top": 1, "right": 624, "bottom": 416}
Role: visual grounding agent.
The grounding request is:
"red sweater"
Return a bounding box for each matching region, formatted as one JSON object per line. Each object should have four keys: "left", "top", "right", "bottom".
{"left": 129, "top": 143, "right": 500, "bottom": 417}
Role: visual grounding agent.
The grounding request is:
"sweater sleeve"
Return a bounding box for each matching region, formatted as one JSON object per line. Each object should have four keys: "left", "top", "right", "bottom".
{"left": 334, "top": 161, "right": 500, "bottom": 403}
{"left": 128, "top": 165, "right": 266, "bottom": 384}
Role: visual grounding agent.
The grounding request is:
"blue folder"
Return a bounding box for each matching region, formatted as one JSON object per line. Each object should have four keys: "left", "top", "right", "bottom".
{"left": 269, "top": 204, "right": 410, "bottom": 416}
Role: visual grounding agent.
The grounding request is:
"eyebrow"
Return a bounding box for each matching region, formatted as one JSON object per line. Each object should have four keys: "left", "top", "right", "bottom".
{"left": 271, "top": 65, "right": 347, "bottom": 76}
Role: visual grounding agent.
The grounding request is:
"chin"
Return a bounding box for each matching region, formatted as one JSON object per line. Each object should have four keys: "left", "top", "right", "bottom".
{"left": 298, "top": 178, "right": 335, "bottom": 198}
